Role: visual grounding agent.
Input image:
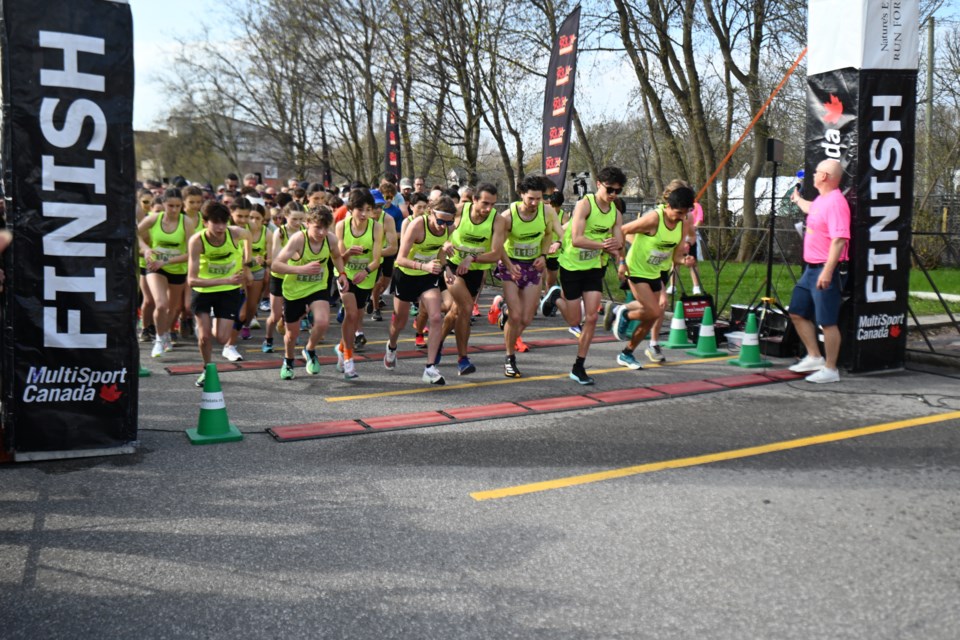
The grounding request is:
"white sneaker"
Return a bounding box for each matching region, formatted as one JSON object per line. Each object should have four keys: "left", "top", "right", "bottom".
{"left": 151, "top": 339, "right": 164, "bottom": 358}
{"left": 344, "top": 358, "right": 359, "bottom": 379}
{"left": 806, "top": 367, "right": 840, "bottom": 384}
{"left": 422, "top": 365, "right": 445, "bottom": 385}
{"left": 789, "top": 355, "right": 825, "bottom": 373}
{"left": 334, "top": 343, "right": 345, "bottom": 372}
{"left": 222, "top": 344, "right": 244, "bottom": 362}
{"left": 384, "top": 345, "right": 397, "bottom": 370}
{"left": 162, "top": 333, "right": 174, "bottom": 352}
{"left": 249, "top": 318, "right": 261, "bottom": 330}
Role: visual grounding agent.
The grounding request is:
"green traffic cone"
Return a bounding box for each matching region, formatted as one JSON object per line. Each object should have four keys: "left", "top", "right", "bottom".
{"left": 186, "top": 363, "right": 243, "bottom": 444}
{"left": 686, "top": 306, "right": 724, "bottom": 357}
{"left": 663, "top": 301, "right": 695, "bottom": 348}
{"left": 729, "top": 312, "right": 771, "bottom": 368}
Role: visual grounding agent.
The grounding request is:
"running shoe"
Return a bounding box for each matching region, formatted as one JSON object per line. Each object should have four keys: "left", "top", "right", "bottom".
{"left": 504, "top": 355, "right": 521, "bottom": 378}
{"left": 280, "top": 362, "right": 295, "bottom": 380}
{"left": 151, "top": 339, "right": 164, "bottom": 358}
{"left": 415, "top": 333, "right": 427, "bottom": 349}
{"left": 140, "top": 325, "right": 156, "bottom": 343}
{"left": 258, "top": 299, "right": 271, "bottom": 313}
{"left": 457, "top": 356, "right": 476, "bottom": 376}
{"left": 617, "top": 351, "right": 643, "bottom": 370}
{"left": 515, "top": 337, "right": 530, "bottom": 353}
{"left": 365, "top": 297, "right": 374, "bottom": 314}
{"left": 568, "top": 325, "right": 582, "bottom": 339}
{"left": 384, "top": 345, "right": 397, "bottom": 370}
{"left": 302, "top": 349, "right": 321, "bottom": 375}
{"left": 334, "top": 342, "right": 345, "bottom": 372}
{"left": 644, "top": 344, "right": 666, "bottom": 363}
{"left": 336, "top": 306, "right": 345, "bottom": 324}
{"left": 343, "top": 358, "right": 359, "bottom": 380}
{"left": 789, "top": 355, "right": 825, "bottom": 373}
{"left": 612, "top": 305, "right": 629, "bottom": 341}
{"left": 411, "top": 304, "right": 419, "bottom": 317}
{"left": 300, "top": 318, "right": 310, "bottom": 331}
{"left": 602, "top": 301, "right": 615, "bottom": 332}
{"left": 249, "top": 318, "right": 261, "bottom": 330}
{"left": 262, "top": 339, "right": 273, "bottom": 353}
{"left": 195, "top": 371, "right": 206, "bottom": 387}
{"left": 539, "top": 285, "right": 562, "bottom": 317}
{"left": 378, "top": 297, "right": 386, "bottom": 309}
{"left": 162, "top": 334, "right": 174, "bottom": 352}
{"left": 222, "top": 345, "right": 244, "bottom": 362}
{"left": 497, "top": 310, "right": 508, "bottom": 331}
{"left": 569, "top": 365, "right": 595, "bottom": 385}
{"left": 487, "top": 295, "right": 503, "bottom": 325}
{"left": 372, "top": 308, "right": 383, "bottom": 321}
{"left": 422, "top": 365, "right": 445, "bottom": 385}
{"left": 354, "top": 332, "right": 367, "bottom": 351}
{"left": 472, "top": 303, "right": 480, "bottom": 318}
{"left": 240, "top": 326, "right": 252, "bottom": 340}
{"left": 805, "top": 367, "right": 840, "bottom": 384}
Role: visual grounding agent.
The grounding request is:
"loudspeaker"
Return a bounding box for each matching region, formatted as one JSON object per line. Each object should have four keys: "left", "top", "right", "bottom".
{"left": 766, "top": 138, "right": 784, "bottom": 164}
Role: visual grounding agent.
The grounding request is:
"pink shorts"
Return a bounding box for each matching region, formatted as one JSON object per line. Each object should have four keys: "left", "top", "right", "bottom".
{"left": 494, "top": 260, "right": 541, "bottom": 290}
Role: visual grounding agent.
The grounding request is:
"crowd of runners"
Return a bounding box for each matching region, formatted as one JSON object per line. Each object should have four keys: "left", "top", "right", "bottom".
{"left": 136, "top": 168, "right": 702, "bottom": 388}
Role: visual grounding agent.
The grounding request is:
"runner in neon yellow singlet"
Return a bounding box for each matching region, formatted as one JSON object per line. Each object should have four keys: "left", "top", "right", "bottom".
{"left": 553, "top": 167, "right": 626, "bottom": 384}
{"left": 137, "top": 187, "right": 196, "bottom": 359}
{"left": 263, "top": 203, "right": 305, "bottom": 353}
{"left": 271, "top": 206, "right": 348, "bottom": 380}
{"left": 186, "top": 200, "right": 252, "bottom": 387}
{"left": 176, "top": 185, "right": 206, "bottom": 341}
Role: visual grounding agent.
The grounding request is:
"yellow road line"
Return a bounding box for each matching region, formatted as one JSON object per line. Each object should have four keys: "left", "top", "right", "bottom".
{"left": 470, "top": 411, "right": 960, "bottom": 501}
{"left": 325, "top": 355, "right": 732, "bottom": 402}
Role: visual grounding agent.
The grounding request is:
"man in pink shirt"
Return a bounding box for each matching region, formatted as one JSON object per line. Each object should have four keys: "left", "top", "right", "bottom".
{"left": 787, "top": 159, "right": 851, "bottom": 383}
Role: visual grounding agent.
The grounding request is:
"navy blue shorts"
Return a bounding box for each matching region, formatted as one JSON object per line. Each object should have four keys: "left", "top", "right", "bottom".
{"left": 789, "top": 265, "right": 845, "bottom": 326}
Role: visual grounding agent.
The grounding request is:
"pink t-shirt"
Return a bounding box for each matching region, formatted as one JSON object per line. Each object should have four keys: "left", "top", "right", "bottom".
{"left": 690, "top": 202, "right": 704, "bottom": 226}
{"left": 804, "top": 188, "right": 850, "bottom": 263}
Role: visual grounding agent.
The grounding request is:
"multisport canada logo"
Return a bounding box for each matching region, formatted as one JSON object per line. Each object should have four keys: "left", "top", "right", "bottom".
{"left": 23, "top": 365, "right": 128, "bottom": 403}
{"left": 856, "top": 313, "right": 905, "bottom": 341}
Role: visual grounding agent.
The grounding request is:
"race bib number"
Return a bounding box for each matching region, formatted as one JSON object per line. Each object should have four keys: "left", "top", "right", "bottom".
{"left": 297, "top": 272, "right": 325, "bottom": 282}
{"left": 153, "top": 247, "right": 180, "bottom": 262}
{"left": 578, "top": 249, "right": 601, "bottom": 261}
{"left": 647, "top": 250, "right": 670, "bottom": 266}
{"left": 347, "top": 259, "right": 368, "bottom": 272}
{"left": 513, "top": 243, "right": 537, "bottom": 258}
{"left": 412, "top": 251, "right": 436, "bottom": 265}
{"left": 208, "top": 261, "right": 236, "bottom": 275}
{"left": 456, "top": 245, "right": 483, "bottom": 260}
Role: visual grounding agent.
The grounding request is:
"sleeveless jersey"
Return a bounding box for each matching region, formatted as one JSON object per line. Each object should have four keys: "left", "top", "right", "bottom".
{"left": 626, "top": 205, "right": 683, "bottom": 279}
{"left": 503, "top": 202, "right": 546, "bottom": 261}
{"left": 397, "top": 218, "right": 449, "bottom": 276}
{"left": 247, "top": 225, "right": 267, "bottom": 273}
{"left": 449, "top": 202, "right": 496, "bottom": 271}
{"left": 558, "top": 194, "right": 617, "bottom": 271}
{"left": 340, "top": 216, "right": 377, "bottom": 290}
{"left": 147, "top": 214, "right": 188, "bottom": 275}
{"left": 282, "top": 231, "right": 331, "bottom": 300}
{"left": 270, "top": 224, "right": 302, "bottom": 278}
{"left": 194, "top": 230, "right": 243, "bottom": 293}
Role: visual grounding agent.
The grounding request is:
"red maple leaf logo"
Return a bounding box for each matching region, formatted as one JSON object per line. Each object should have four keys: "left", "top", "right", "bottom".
{"left": 822, "top": 95, "right": 843, "bottom": 125}
{"left": 889, "top": 324, "right": 902, "bottom": 338}
{"left": 99, "top": 384, "right": 122, "bottom": 403}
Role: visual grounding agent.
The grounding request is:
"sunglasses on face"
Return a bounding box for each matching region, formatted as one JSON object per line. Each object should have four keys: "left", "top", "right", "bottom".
{"left": 433, "top": 214, "right": 455, "bottom": 227}
{"left": 603, "top": 184, "right": 623, "bottom": 195}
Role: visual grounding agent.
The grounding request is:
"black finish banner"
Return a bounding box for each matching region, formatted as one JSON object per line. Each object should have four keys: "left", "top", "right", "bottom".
{"left": 383, "top": 77, "right": 401, "bottom": 182}
{"left": 0, "top": 0, "right": 138, "bottom": 455}
{"left": 541, "top": 6, "right": 580, "bottom": 192}
{"left": 803, "top": 68, "right": 917, "bottom": 373}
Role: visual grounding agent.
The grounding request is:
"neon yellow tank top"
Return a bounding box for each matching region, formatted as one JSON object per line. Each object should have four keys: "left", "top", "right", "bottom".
{"left": 147, "top": 213, "right": 188, "bottom": 275}
{"left": 503, "top": 202, "right": 545, "bottom": 261}
{"left": 340, "top": 216, "right": 377, "bottom": 290}
{"left": 558, "top": 194, "right": 617, "bottom": 271}
{"left": 626, "top": 205, "right": 682, "bottom": 279}
{"left": 449, "top": 202, "right": 496, "bottom": 271}
{"left": 195, "top": 230, "right": 243, "bottom": 293}
{"left": 397, "top": 219, "right": 449, "bottom": 276}
{"left": 281, "top": 231, "right": 331, "bottom": 300}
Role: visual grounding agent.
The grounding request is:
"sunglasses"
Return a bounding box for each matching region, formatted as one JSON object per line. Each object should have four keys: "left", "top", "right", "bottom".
{"left": 433, "top": 214, "right": 455, "bottom": 227}
{"left": 603, "top": 185, "right": 623, "bottom": 195}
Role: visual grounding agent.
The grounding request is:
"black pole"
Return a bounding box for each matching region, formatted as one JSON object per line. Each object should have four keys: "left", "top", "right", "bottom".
{"left": 765, "top": 138, "right": 783, "bottom": 301}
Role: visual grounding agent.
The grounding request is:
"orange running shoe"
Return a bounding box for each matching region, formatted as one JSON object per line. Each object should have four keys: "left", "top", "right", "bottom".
{"left": 515, "top": 337, "right": 530, "bottom": 353}
{"left": 487, "top": 294, "right": 503, "bottom": 325}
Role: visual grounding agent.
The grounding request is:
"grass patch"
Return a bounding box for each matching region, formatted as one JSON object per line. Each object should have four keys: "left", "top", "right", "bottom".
{"left": 600, "top": 262, "right": 960, "bottom": 317}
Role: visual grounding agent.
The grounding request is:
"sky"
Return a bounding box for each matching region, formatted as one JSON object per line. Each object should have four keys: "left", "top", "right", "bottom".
{"left": 131, "top": 0, "right": 212, "bottom": 130}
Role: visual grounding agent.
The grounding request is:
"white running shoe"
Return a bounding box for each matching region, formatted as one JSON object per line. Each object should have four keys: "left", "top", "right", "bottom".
{"left": 162, "top": 334, "right": 174, "bottom": 352}
{"left": 789, "top": 355, "right": 825, "bottom": 373}
{"left": 805, "top": 367, "right": 839, "bottom": 383}
{"left": 384, "top": 345, "right": 397, "bottom": 370}
{"left": 422, "top": 365, "right": 445, "bottom": 385}
{"left": 344, "top": 358, "right": 359, "bottom": 379}
{"left": 334, "top": 343, "right": 345, "bottom": 372}
{"left": 222, "top": 344, "right": 244, "bottom": 362}
{"left": 151, "top": 339, "right": 164, "bottom": 358}
{"left": 249, "top": 318, "right": 261, "bottom": 330}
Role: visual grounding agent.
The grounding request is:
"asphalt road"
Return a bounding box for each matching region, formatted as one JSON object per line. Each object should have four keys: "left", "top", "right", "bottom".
{"left": 2, "top": 297, "right": 959, "bottom": 639}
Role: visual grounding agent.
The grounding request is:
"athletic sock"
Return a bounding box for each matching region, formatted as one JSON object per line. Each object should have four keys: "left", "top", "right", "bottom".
{"left": 622, "top": 348, "right": 634, "bottom": 357}
{"left": 306, "top": 349, "right": 317, "bottom": 359}
{"left": 648, "top": 339, "right": 659, "bottom": 347}
{"left": 344, "top": 347, "right": 354, "bottom": 360}
{"left": 283, "top": 358, "right": 294, "bottom": 367}
{"left": 574, "top": 356, "right": 586, "bottom": 369}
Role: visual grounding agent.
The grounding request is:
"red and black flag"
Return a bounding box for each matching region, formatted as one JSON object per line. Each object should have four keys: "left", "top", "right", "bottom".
{"left": 541, "top": 6, "right": 581, "bottom": 191}
{"left": 383, "top": 76, "right": 401, "bottom": 181}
